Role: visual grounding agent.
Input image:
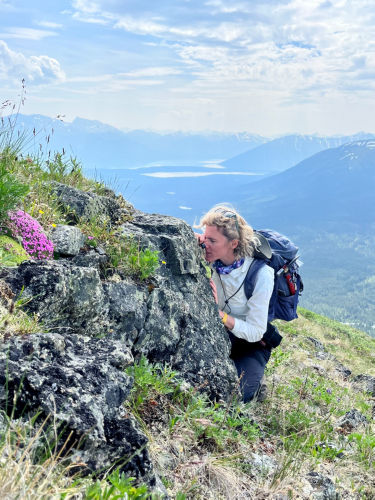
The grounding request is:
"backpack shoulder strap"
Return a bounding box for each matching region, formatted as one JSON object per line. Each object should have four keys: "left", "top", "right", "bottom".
{"left": 244, "top": 258, "right": 267, "bottom": 300}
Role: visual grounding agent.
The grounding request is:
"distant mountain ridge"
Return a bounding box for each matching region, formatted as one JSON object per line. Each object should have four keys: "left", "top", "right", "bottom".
{"left": 10, "top": 114, "right": 268, "bottom": 168}
{"left": 223, "top": 133, "right": 375, "bottom": 175}
{"left": 235, "top": 139, "right": 375, "bottom": 231}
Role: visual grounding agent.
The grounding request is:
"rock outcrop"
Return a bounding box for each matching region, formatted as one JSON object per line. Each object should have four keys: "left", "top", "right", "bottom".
{"left": 50, "top": 182, "right": 133, "bottom": 224}
{"left": 0, "top": 332, "right": 155, "bottom": 482}
{"left": 0, "top": 184, "right": 239, "bottom": 485}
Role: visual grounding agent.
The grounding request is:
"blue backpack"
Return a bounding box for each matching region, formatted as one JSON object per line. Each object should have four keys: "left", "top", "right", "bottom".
{"left": 244, "top": 229, "right": 303, "bottom": 322}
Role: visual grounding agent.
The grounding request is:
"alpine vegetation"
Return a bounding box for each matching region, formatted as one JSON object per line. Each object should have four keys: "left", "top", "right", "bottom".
{"left": 7, "top": 210, "right": 54, "bottom": 260}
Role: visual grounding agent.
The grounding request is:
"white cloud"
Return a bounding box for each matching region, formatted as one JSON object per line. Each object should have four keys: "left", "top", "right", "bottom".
{"left": 0, "top": 1, "right": 15, "bottom": 12}
{"left": 204, "top": 0, "right": 252, "bottom": 14}
{"left": 12, "top": 0, "right": 374, "bottom": 134}
{"left": 122, "top": 67, "right": 182, "bottom": 77}
{"left": 68, "top": 0, "right": 375, "bottom": 101}
{"left": 0, "top": 27, "right": 57, "bottom": 40}
{"left": 36, "top": 21, "right": 63, "bottom": 29}
{"left": 67, "top": 72, "right": 165, "bottom": 90}
{"left": 0, "top": 40, "right": 66, "bottom": 85}
{"left": 72, "top": 12, "right": 109, "bottom": 24}
{"left": 71, "top": 0, "right": 111, "bottom": 24}
{"left": 71, "top": 0, "right": 102, "bottom": 15}
{"left": 114, "top": 16, "right": 245, "bottom": 43}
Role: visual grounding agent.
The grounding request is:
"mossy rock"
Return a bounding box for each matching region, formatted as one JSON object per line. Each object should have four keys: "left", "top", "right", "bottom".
{"left": 0, "top": 235, "right": 30, "bottom": 267}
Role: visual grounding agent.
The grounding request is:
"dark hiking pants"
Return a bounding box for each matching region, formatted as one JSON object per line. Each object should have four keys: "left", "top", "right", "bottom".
{"left": 228, "top": 331, "right": 271, "bottom": 402}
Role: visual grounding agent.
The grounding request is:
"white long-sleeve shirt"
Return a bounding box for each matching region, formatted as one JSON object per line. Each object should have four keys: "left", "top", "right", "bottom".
{"left": 212, "top": 256, "right": 274, "bottom": 343}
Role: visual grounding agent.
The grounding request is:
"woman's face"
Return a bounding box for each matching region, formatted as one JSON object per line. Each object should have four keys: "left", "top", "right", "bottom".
{"left": 203, "top": 225, "right": 238, "bottom": 265}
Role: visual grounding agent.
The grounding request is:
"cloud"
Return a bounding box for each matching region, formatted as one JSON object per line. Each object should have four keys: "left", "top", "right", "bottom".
{"left": 71, "top": 0, "right": 102, "bottom": 15}
{"left": 0, "top": 1, "right": 15, "bottom": 12}
{"left": 204, "top": 0, "right": 253, "bottom": 14}
{"left": 122, "top": 67, "right": 182, "bottom": 77}
{"left": 0, "top": 27, "right": 58, "bottom": 40}
{"left": 71, "top": 0, "right": 111, "bottom": 24}
{"left": 0, "top": 40, "right": 66, "bottom": 85}
{"left": 67, "top": 0, "right": 375, "bottom": 110}
{"left": 36, "top": 21, "right": 63, "bottom": 29}
{"left": 72, "top": 12, "right": 109, "bottom": 24}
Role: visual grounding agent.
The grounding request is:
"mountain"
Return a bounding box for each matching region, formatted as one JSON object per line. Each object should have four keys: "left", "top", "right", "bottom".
{"left": 235, "top": 140, "right": 375, "bottom": 230}
{"left": 10, "top": 114, "right": 267, "bottom": 167}
{"left": 223, "top": 133, "right": 375, "bottom": 174}
{"left": 232, "top": 140, "right": 375, "bottom": 335}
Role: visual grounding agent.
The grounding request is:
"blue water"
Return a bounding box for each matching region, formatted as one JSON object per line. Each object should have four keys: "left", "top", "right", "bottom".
{"left": 83, "top": 164, "right": 262, "bottom": 225}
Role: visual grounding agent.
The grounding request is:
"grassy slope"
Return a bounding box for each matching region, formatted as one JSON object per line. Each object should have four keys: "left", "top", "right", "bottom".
{"left": 130, "top": 309, "right": 375, "bottom": 499}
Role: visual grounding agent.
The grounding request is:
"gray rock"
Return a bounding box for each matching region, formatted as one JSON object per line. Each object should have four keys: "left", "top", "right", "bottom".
{"left": 335, "top": 363, "right": 351, "bottom": 378}
{"left": 307, "top": 337, "right": 326, "bottom": 351}
{"left": 138, "top": 281, "right": 239, "bottom": 401}
{"left": 122, "top": 212, "right": 238, "bottom": 400}
{"left": 50, "top": 182, "right": 133, "bottom": 224}
{"left": 0, "top": 279, "right": 14, "bottom": 307}
{"left": 50, "top": 224, "right": 86, "bottom": 256}
{"left": 352, "top": 374, "right": 375, "bottom": 396}
{"left": 2, "top": 209, "right": 241, "bottom": 403}
{"left": 307, "top": 337, "right": 335, "bottom": 362}
{"left": 245, "top": 452, "right": 278, "bottom": 477}
{"left": 103, "top": 280, "right": 148, "bottom": 346}
{"left": 336, "top": 409, "right": 367, "bottom": 431}
{"left": 120, "top": 211, "right": 201, "bottom": 275}
{"left": 120, "top": 212, "right": 240, "bottom": 402}
{"left": 3, "top": 260, "right": 108, "bottom": 336}
{"left": 306, "top": 472, "right": 338, "bottom": 500}
{"left": 72, "top": 248, "right": 109, "bottom": 273}
{"left": 312, "top": 364, "right": 326, "bottom": 376}
{"left": 0, "top": 332, "right": 155, "bottom": 484}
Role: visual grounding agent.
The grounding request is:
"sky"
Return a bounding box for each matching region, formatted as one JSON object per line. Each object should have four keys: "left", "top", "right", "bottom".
{"left": 1, "top": 0, "right": 375, "bottom": 135}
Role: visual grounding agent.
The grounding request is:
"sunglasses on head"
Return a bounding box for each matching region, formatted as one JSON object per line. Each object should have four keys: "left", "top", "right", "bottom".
{"left": 214, "top": 208, "right": 240, "bottom": 234}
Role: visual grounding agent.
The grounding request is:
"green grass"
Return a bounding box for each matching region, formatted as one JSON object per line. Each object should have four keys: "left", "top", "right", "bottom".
{"left": 0, "top": 410, "right": 158, "bottom": 500}
{"left": 0, "top": 234, "right": 30, "bottom": 266}
{"left": 120, "top": 314, "right": 375, "bottom": 498}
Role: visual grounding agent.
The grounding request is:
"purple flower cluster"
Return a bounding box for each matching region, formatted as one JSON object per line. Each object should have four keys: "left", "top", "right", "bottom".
{"left": 7, "top": 210, "right": 54, "bottom": 260}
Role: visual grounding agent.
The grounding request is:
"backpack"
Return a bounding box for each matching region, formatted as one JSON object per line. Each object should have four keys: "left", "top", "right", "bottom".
{"left": 244, "top": 229, "right": 303, "bottom": 323}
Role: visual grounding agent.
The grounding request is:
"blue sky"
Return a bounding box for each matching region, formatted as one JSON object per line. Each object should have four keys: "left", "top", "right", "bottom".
{"left": 1, "top": 0, "right": 375, "bottom": 135}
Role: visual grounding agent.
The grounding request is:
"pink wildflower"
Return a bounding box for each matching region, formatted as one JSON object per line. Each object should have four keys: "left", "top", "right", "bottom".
{"left": 7, "top": 210, "right": 54, "bottom": 260}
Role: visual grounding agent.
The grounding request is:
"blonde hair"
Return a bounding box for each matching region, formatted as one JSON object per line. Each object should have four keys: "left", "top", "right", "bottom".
{"left": 195, "top": 204, "right": 259, "bottom": 258}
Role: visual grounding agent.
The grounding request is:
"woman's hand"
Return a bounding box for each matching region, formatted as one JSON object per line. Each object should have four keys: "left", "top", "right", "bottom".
{"left": 194, "top": 232, "right": 205, "bottom": 246}
{"left": 210, "top": 278, "right": 218, "bottom": 304}
{"left": 218, "top": 309, "right": 235, "bottom": 330}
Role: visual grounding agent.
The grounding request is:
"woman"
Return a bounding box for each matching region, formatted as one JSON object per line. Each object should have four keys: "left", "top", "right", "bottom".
{"left": 196, "top": 205, "right": 274, "bottom": 402}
